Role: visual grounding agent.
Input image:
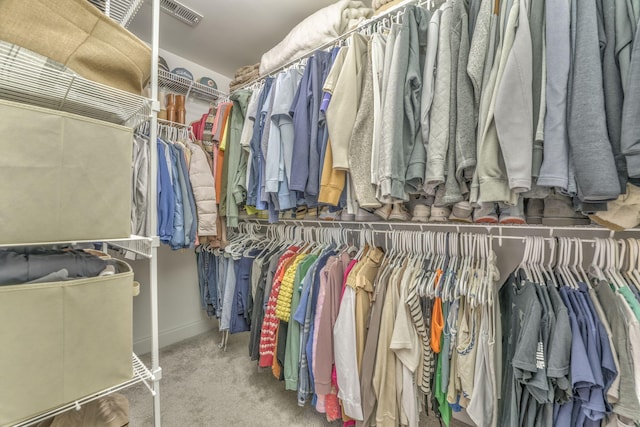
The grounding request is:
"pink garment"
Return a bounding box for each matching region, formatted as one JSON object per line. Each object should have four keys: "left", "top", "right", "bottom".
{"left": 313, "top": 257, "right": 337, "bottom": 391}
{"left": 316, "top": 253, "right": 351, "bottom": 397}
{"left": 341, "top": 259, "right": 358, "bottom": 300}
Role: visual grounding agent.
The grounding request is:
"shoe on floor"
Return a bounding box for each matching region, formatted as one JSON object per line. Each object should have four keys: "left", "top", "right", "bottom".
{"left": 295, "top": 206, "right": 308, "bottom": 220}
{"left": 319, "top": 207, "right": 342, "bottom": 220}
{"left": 411, "top": 204, "right": 431, "bottom": 222}
{"left": 525, "top": 198, "right": 544, "bottom": 224}
{"left": 473, "top": 202, "right": 498, "bottom": 223}
{"left": 374, "top": 203, "right": 393, "bottom": 220}
{"left": 542, "top": 192, "right": 590, "bottom": 226}
{"left": 356, "top": 208, "right": 382, "bottom": 221}
{"left": 304, "top": 206, "right": 318, "bottom": 219}
{"left": 590, "top": 183, "right": 640, "bottom": 231}
{"left": 449, "top": 201, "right": 473, "bottom": 223}
{"left": 389, "top": 203, "right": 411, "bottom": 221}
{"left": 429, "top": 206, "right": 452, "bottom": 222}
{"left": 499, "top": 199, "right": 526, "bottom": 224}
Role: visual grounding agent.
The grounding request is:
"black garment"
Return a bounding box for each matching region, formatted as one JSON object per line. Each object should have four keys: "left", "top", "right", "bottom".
{"left": 0, "top": 249, "right": 112, "bottom": 285}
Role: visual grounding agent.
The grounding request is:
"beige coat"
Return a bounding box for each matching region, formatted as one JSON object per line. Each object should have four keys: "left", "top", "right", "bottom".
{"left": 186, "top": 141, "right": 218, "bottom": 236}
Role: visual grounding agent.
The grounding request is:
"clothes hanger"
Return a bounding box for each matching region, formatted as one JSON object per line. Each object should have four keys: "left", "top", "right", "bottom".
{"left": 629, "top": 239, "right": 640, "bottom": 289}
{"left": 556, "top": 237, "right": 570, "bottom": 287}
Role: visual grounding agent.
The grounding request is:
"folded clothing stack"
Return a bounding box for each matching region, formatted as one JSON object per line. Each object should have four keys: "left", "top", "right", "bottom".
{"left": 230, "top": 63, "right": 260, "bottom": 92}
{"left": 259, "top": 0, "right": 372, "bottom": 76}
{"left": 0, "top": 248, "right": 119, "bottom": 286}
{"left": 372, "top": 0, "right": 406, "bottom": 14}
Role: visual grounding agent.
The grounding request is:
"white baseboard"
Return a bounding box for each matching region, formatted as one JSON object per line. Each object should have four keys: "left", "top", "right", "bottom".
{"left": 133, "top": 318, "right": 216, "bottom": 355}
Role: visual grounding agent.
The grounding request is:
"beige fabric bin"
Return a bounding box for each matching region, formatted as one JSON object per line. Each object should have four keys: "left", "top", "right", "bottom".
{"left": 0, "top": 0, "right": 151, "bottom": 95}
{"left": 0, "top": 259, "right": 136, "bottom": 426}
{"left": 0, "top": 99, "right": 133, "bottom": 244}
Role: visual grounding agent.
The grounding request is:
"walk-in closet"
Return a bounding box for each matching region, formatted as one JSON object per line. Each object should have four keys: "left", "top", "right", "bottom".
{"left": 2, "top": 0, "right": 640, "bottom": 426}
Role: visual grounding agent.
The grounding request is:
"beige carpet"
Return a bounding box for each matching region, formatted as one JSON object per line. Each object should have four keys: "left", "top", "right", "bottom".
{"left": 123, "top": 331, "right": 471, "bottom": 426}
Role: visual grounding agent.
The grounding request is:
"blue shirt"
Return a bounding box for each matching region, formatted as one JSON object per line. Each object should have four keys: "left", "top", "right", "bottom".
{"left": 156, "top": 139, "right": 174, "bottom": 243}
{"left": 247, "top": 77, "right": 274, "bottom": 207}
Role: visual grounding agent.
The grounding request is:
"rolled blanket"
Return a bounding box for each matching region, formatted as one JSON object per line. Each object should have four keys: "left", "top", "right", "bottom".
{"left": 259, "top": 0, "right": 372, "bottom": 75}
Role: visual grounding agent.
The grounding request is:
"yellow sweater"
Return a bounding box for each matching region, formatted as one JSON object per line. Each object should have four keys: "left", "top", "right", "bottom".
{"left": 276, "top": 254, "right": 306, "bottom": 322}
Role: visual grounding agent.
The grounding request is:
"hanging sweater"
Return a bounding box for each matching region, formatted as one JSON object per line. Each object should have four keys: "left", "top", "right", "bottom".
{"left": 348, "top": 38, "right": 381, "bottom": 209}
{"left": 426, "top": 2, "right": 452, "bottom": 191}
{"left": 275, "top": 254, "right": 306, "bottom": 321}
{"left": 568, "top": 0, "right": 621, "bottom": 200}
{"left": 258, "top": 247, "right": 298, "bottom": 368}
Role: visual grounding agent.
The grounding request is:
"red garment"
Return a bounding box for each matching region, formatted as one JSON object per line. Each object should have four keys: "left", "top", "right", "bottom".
{"left": 258, "top": 247, "right": 298, "bottom": 368}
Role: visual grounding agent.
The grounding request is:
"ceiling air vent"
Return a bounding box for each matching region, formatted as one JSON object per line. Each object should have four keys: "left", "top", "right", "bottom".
{"left": 159, "top": 0, "right": 203, "bottom": 26}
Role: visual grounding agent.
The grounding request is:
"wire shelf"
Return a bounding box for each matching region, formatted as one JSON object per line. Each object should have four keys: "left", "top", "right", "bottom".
{"left": 0, "top": 42, "right": 152, "bottom": 128}
{"left": 108, "top": 236, "right": 155, "bottom": 258}
{"left": 88, "top": 0, "right": 145, "bottom": 27}
{"left": 159, "top": 69, "right": 227, "bottom": 103}
{"left": 0, "top": 235, "right": 153, "bottom": 255}
{"left": 14, "top": 353, "right": 155, "bottom": 427}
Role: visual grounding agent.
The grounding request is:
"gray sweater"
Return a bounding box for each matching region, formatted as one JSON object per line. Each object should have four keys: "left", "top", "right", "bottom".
{"left": 568, "top": 0, "right": 621, "bottom": 201}
{"left": 621, "top": 5, "right": 640, "bottom": 178}
{"left": 599, "top": 0, "right": 628, "bottom": 189}
{"left": 348, "top": 38, "right": 381, "bottom": 209}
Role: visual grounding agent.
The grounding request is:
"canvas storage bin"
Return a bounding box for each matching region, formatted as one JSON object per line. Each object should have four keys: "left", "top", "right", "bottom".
{"left": 0, "top": 99, "right": 133, "bottom": 245}
{"left": 0, "top": 0, "right": 151, "bottom": 95}
{"left": 0, "top": 259, "right": 137, "bottom": 426}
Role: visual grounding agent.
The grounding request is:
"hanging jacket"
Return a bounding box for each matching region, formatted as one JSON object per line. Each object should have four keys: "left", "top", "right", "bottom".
{"left": 538, "top": 0, "right": 571, "bottom": 190}
{"left": 421, "top": 7, "right": 441, "bottom": 159}
{"left": 156, "top": 139, "right": 174, "bottom": 243}
{"left": 349, "top": 38, "right": 381, "bottom": 209}
{"left": 131, "top": 135, "right": 149, "bottom": 237}
{"left": 471, "top": 0, "right": 519, "bottom": 205}
{"left": 621, "top": 9, "right": 640, "bottom": 179}
{"left": 173, "top": 144, "right": 196, "bottom": 248}
{"left": 426, "top": 2, "right": 452, "bottom": 193}
{"left": 186, "top": 140, "right": 218, "bottom": 236}
{"left": 326, "top": 33, "right": 369, "bottom": 171}
{"left": 600, "top": 0, "right": 629, "bottom": 189}
{"left": 494, "top": 0, "right": 533, "bottom": 194}
{"left": 226, "top": 89, "right": 251, "bottom": 228}
{"left": 568, "top": 0, "right": 621, "bottom": 201}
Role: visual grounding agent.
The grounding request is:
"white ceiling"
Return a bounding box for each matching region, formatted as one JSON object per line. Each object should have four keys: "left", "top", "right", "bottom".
{"left": 129, "top": 0, "right": 340, "bottom": 78}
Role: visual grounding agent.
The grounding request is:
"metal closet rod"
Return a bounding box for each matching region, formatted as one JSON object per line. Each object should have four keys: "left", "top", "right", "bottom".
{"left": 244, "top": 219, "right": 637, "bottom": 246}
{"left": 248, "top": 224, "right": 592, "bottom": 248}
{"left": 232, "top": 0, "right": 426, "bottom": 93}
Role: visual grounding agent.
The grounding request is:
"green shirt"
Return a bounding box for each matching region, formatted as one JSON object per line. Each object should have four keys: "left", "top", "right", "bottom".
{"left": 284, "top": 255, "right": 318, "bottom": 391}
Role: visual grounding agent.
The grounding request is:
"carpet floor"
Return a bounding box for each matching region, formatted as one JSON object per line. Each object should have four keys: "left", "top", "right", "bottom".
{"left": 123, "top": 331, "right": 469, "bottom": 426}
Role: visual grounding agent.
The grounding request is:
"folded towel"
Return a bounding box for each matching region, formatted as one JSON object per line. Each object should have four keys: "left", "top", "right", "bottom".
{"left": 259, "top": 0, "right": 372, "bottom": 75}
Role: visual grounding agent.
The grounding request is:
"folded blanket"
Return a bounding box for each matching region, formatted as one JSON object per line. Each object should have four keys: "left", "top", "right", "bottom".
{"left": 234, "top": 63, "right": 259, "bottom": 79}
{"left": 230, "top": 66, "right": 260, "bottom": 91}
{"left": 373, "top": 0, "right": 406, "bottom": 14}
{"left": 259, "top": 0, "right": 373, "bottom": 75}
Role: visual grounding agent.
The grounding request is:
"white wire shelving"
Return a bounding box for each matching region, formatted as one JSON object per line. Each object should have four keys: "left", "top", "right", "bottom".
{"left": 0, "top": 0, "right": 162, "bottom": 425}
{"left": 13, "top": 353, "right": 154, "bottom": 427}
{"left": 159, "top": 69, "right": 227, "bottom": 103}
{"left": 0, "top": 41, "right": 152, "bottom": 128}
{"left": 88, "top": 0, "right": 146, "bottom": 27}
{"left": 0, "top": 235, "right": 153, "bottom": 257}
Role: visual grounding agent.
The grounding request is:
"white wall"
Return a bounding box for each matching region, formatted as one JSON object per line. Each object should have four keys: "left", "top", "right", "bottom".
{"left": 132, "top": 48, "right": 229, "bottom": 355}
{"left": 127, "top": 246, "right": 217, "bottom": 355}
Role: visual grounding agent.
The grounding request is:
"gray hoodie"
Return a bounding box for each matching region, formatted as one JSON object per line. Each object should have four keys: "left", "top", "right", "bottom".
{"left": 621, "top": 6, "right": 640, "bottom": 179}
{"left": 568, "top": 0, "right": 621, "bottom": 201}
{"left": 599, "top": 0, "right": 629, "bottom": 189}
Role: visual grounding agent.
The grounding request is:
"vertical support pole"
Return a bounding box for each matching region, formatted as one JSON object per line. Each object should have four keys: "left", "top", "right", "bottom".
{"left": 149, "top": 0, "right": 162, "bottom": 426}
